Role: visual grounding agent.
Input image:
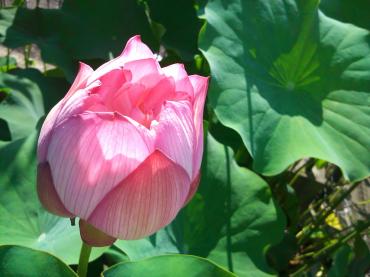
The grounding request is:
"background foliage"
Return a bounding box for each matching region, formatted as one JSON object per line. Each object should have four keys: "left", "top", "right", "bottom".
{"left": 0, "top": 0, "right": 369, "bottom": 276}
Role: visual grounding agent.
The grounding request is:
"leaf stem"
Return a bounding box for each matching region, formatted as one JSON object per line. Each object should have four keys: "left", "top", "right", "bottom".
{"left": 224, "top": 146, "right": 234, "bottom": 273}
{"left": 77, "top": 242, "right": 92, "bottom": 277}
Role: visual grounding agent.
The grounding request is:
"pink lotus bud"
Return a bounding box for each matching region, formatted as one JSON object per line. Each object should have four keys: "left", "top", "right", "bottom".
{"left": 37, "top": 36, "right": 208, "bottom": 245}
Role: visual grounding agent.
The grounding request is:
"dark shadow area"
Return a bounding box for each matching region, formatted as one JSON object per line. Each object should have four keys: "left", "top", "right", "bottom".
{"left": 0, "top": 118, "right": 11, "bottom": 141}
{"left": 320, "top": 0, "right": 370, "bottom": 30}
{"left": 2, "top": 1, "right": 158, "bottom": 81}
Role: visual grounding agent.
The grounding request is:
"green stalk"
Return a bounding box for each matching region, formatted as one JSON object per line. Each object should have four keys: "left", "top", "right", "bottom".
{"left": 23, "top": 45, "right": 32, "bottom": 68}
{"left": 77, "top": 242, "right": 92, "bottom": 277}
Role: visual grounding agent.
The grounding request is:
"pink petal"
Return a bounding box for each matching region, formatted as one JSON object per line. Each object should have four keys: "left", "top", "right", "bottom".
{"left": 37, "top": 162, "right": 74, "bottom": 217}
{"left": 120, "top": 35, "right": 156, "bottom": 62}
{"left": 56, "top": 80, "right": 102, "bottom": 120}
{"left": 66, "top": 62, "right": 94, "bottom": 97}
{"left": 162, "top": 64, "right": 193, "bottom": 97}
{"left": 139, "top": 77, "right": 175, "bottom": 113}
{"left": 124, "top": 58, "right": 161, "bottom": 84}
{"left": 153, "top": 100, "right": 195, "bottom": 179}
{"left": 87, "top": 150, "right": 191, "bottom": 240}
{"left": 46, "top": 112, "right": 154, "bottom": 219}
{"left": 87, "top": 36, "right": 156, "bottom": 84}
{"left": 189, "top": 75, "right": 209, "bottom": 174}
{"left": 38, "top": 83, "right": 101, "bottom": 162}
{"left": 93, "top": 68, "right": 131, "bottom": 99}
{"left": 105, "top": 83, "right": 144, "bottom": 116}
{"left": 38, "top": 102, "right": 64, "bottom": 162}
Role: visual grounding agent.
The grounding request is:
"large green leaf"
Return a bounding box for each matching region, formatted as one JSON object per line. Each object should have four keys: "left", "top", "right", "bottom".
{"left": 0, "top": 245, "right": 77, "bottom": 276}
{"left": 184, "top": 132, "right": 285, "bottom": 276}
{"left": 0, "top": 71, "right": 44, "bottom": 140}
{"left": 0, "top": 69, "right": 67, "bottom": 141}
{"left": 115, "top": 132, "right": 285, "bottom": 277}
{"left": 0, "top": 0, "right": 157, "bottom": 80}
{"left": 199, "top": 0, "right": 370, "bottom": 181}
{"left": 0, "top": 70, "right": 105, "bottom": 264}
{"left": 103, "top": 255, "right": 235, "bottom": 277}
{"left": 115, "top": 228, "right": 181, "bottom": 260}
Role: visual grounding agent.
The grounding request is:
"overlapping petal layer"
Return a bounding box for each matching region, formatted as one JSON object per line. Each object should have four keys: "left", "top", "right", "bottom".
{"left": 46, "top": 112, "right": 154, "bottom": 219}
{"left": 153, "top": 101, "right": 195, "bottom": 179}
{"left": 88, "top": 151, "right": 190, "bottom": 239}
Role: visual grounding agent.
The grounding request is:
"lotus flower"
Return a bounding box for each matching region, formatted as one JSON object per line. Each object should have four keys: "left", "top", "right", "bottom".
{"left": 37, "top": 36, "right": 208, "bottom": 245}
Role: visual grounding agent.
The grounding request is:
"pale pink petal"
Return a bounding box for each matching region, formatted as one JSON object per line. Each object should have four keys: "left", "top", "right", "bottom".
{"left": 105, "top": 83, "right": 143, "bottom": 116}
{"left": 153, "top": 100, "right": 195, "bottom": 179}
{"left": 37, "top": 162, "right": 74, "bottom": 217}
{"left": 162, "top": 64, "right": 193, "bottom": 97}
{"left": 123, "top": 58, "right": 161, "bottom": 84}
{"left": 189, "top": 75, "right": 209, "bottom": 174}
{"left": 56, "top": 80, "right": 102, "bottom": 120}
{"left": 46, "top": 112, "right": 154, "bottom": 219}
{"left": 87, "top": 150, "right": 191, "bottom": 240}
{"left": 87, "top": 36, "right": 156, "bottom": 84}
{"left": 93, "top": 68, "right": 131, "bottom": 99}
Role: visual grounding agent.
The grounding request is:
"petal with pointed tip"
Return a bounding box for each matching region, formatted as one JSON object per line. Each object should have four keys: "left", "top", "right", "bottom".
{"left": 67, "top": 62, "right": 94, "bottom": 96}
{"left": 88, "top": 35, "right": 156, "bottom": 83}
{"left": 120, "top": 35, "right": 156, "bottom": 61}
